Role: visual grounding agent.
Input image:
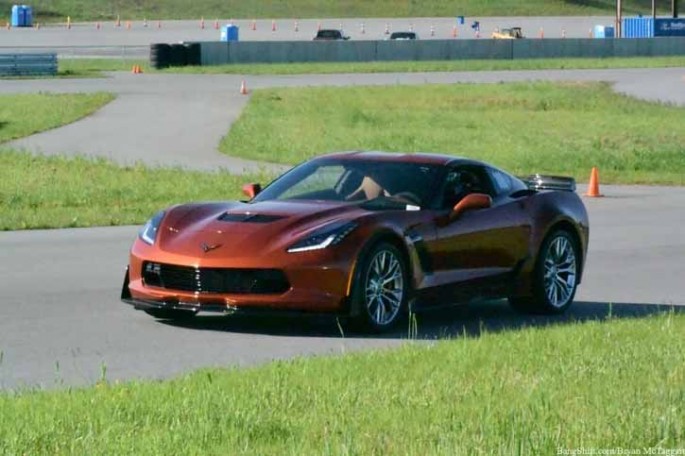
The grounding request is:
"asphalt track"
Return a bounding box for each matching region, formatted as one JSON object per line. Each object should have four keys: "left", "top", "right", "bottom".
{"left": 1, "top": 56, "right": 685, "bottom": 389}
{"left": 0, "top": 16, "right": 615, "bottom": 57}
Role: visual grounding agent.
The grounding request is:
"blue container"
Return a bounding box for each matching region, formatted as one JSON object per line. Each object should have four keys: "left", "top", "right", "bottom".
{"left": 623, "top": 17, "right": 654, "bottom": 38}
{"left": 11, "top": 4, "right": 21, "bottom": 27}
{"left": 220, "top": 24, "right": 239, "bottom": 42}
{"left": 654, "top": 18, "right": 685, "bottom": 36}
{"left": 457, "top": 16, "right": 464, "bottom": 25}
{"left": 604, "top": 26, "right": 614, "bottom": 38}
{"left": 22, "top": 5, "right": 32, "bottom": 27}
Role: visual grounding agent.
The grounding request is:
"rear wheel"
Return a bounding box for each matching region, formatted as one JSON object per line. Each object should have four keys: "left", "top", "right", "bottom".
{"left": 509, "top": 229, "right": 579, "bottom": 314}
{"left": 351, "top": 243, "right": 409, "bottom": 332}
{"left": 144, "top": 308, "right": 197, "bottom": 320}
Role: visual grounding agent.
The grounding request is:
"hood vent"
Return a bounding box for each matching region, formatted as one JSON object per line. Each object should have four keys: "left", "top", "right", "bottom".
{"left": 219, "top": 212, "right": 285, "bottom": 223}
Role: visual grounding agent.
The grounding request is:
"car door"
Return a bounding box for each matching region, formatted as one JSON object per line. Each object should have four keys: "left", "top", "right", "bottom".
{"left": 427, "top": 164, "right": 531, "bottom": 294}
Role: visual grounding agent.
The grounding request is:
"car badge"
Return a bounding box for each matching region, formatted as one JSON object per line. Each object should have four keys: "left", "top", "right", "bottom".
{"left": 201, "top": 242, "right": 222, "bottom": 253}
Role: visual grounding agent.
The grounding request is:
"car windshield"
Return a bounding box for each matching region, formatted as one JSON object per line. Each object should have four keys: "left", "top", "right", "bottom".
{"left": 252, "top": 159, "right": 444, "bottom": 207}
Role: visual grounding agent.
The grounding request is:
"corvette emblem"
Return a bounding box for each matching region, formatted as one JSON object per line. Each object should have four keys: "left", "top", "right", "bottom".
{"left": 201, "top": 242, "right": 222, "bottom": 253}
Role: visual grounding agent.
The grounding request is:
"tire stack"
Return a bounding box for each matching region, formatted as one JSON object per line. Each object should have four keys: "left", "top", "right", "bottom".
{"left": 149, "top": 43, "right": 171, "bottom": 69}
{"left": 150, "top": 43, "right": 201, "bottom": 69}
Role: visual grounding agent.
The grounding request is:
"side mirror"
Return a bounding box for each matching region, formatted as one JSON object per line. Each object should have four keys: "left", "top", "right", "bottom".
{"left": 242, "top": 183, "right": 262, "bottom": 199}
{"left": 450, "top": 193, "right": 492, "bottom": 221}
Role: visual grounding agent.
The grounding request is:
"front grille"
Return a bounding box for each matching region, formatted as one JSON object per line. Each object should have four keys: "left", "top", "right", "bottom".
{"left": 142, "top": 262, "right": 290, "bottom": 294}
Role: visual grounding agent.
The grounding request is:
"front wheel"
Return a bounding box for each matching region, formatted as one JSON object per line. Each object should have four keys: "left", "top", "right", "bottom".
{"left": 510, "top": 229, "right": 579, "bottom": 315}
{"left": 351, "top": 242, "right": 409, "bottom": 332}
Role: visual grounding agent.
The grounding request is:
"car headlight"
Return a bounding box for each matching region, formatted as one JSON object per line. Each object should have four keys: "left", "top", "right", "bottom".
{"left": 287, "top": 221, "right": 357, "bottom": 253}
{"left": 139, "top": 211, "right": 165, "bottom": 245}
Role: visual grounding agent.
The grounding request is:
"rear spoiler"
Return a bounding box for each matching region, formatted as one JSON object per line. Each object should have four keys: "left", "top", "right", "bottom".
{"left": 522, "top": 174, "right": 576, "bottom": 192}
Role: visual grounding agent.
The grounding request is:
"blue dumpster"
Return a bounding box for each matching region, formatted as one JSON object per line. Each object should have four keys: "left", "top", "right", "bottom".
{"left": 623, "top": 17, "right": 654, "bottom": 38}
{"left": 220, "top": 24, "right": 239, "bottom": 42}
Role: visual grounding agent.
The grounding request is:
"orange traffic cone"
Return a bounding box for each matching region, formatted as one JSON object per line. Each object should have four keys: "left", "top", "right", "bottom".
{"left": 294, "top": 20, "right": 298, "bottom": 32}
{"left": 126, "top": 20, "right": 131, "bottom": 30}
{"left": 539, "top": 27, "right": 544, "bottom": 39}
{"left": 214, "top": 19, "right": 219, "bottom": 30}
{"left": 451, "top": 25, "right": 457, "bottom": 38}
{"left": 200, "top": 17, "right": 205, "bottom": 29}
{"left": 96, "top": 21, "right": 101, "bottom": 30}
{"left": 271, "top": 20, "right": 276, "bottom": 31}
{"left": 240, "top": 80, "right": 248, "bottom": 95}
{"left": 317, "top": 21, "right": 321, "bottom": 31}
{"left": 251, "top": 19, "right": 256, "bottom": 31}
{"left": 585, "top": 167, "right": 603, "bottom": 197}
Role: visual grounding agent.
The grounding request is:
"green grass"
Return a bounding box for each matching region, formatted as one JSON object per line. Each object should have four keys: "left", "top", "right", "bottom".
{"left": 1, "top": 312, "right": 683, "bottom": 454}
{"left": 221, "top": 82, "right": 685, "bottom": 185}
{"left": 58, "top": 58, "right": 149, "bottom": 78}
{"left": 2, "top": 0, "right": 671, "bottom": 22}
{"left": 0, "top": 152, "right": 271, "bottom": 230}
{"left": 164, "top": 56, "right": 685, "bottom": 75}
{"left": 0, "top": 93, "right": 114, "bottom": 143}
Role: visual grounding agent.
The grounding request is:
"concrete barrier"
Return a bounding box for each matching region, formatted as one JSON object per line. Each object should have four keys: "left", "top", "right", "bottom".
{"left": 194, "top": 37, "right": 685, "bottom": 66}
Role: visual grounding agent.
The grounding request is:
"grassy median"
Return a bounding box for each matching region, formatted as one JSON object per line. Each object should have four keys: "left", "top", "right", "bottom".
{"left": 0, "top": 152, "right": 270, "bottom": 230}
{"left": 1, "top": 312, "right": 683, "bottom": 454}
{"left": 221, "top": 81, "right": 685, "bottom": 185}
{"left": 164, "top": 56, "right": 685, "bottom": 75}
{"left": 0, "top": 93, "right": 114, "bottom": 143}
{"left": 57, "top": 56, "right": 685, "bottom": 78}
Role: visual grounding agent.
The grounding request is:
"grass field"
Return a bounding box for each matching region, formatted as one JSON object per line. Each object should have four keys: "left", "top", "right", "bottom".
{"left": 1, "top": 312, "right": 682, "bottom": 454}
{"left": 221, "top": 82, "right": 685, "bottom": 185}
{"left": 163, "top": 56, "right": 685, "bottom": 75}
{"left": 58, "top": 56, "right": 685, "bottom": 78}
{"left": 2, "top": 0, "right": 669, "bottom": 22}
{"left": 0, "top": 93, "right": 114, "bottom": 143}
{"left": 0, "top": 152, "right": 269, "bottom": 230}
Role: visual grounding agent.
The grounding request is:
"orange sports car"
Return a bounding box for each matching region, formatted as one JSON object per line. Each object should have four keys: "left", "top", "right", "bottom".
{"left": 121, "top": 151, "right": 589, "bottom": 332}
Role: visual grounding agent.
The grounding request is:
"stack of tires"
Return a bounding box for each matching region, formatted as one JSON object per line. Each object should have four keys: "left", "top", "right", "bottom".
{"left": 150, "top": 43, "right": 201, "bottom": 69}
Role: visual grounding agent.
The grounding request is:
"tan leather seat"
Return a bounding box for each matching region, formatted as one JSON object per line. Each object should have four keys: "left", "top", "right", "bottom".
{"left": 346, "top": 176, "right": 388, "bottom": 201}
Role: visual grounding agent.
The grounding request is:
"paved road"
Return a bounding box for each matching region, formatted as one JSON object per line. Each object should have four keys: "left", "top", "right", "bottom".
{"left": 2, "top": 67, "right": 684, "bottom": 173}
{"left": 2, "top": 67, "right": 685, "bottom": 389}
{"left": 0, "top": 16, "right": 616, "bottom": 57}
{"left": 1, "top": 184, "right": 683, "bottom": 389}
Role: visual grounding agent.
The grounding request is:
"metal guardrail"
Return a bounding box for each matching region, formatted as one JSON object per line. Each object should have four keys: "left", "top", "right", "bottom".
{"left": 0, "top": 53, "right": 57, "bottom": 77}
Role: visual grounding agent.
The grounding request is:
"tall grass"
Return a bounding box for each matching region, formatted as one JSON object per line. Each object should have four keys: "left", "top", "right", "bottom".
{"left": 0, "top": 312, "right": 683, "bottom": 454}
{"left": 221, "top": 82, "right": 685, "bottom": 185}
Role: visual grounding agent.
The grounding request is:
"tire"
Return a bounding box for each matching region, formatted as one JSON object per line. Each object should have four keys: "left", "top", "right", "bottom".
{"left": 184, "top": 42, "right": 201, "bottom": 66}
{"left": 150, "top": 43, "right": 171, "bottom": 69}
{"left": 509, "top": 229, "right": 579, "bottom": 315}
{"left": 169, "top": 44, "right": 188, "bottom": 67}
{"left": 350, "top": 242, "right": 409, "bottom": 332}
{"left": 144, "top": 308, "right": 196, "bottom": 320}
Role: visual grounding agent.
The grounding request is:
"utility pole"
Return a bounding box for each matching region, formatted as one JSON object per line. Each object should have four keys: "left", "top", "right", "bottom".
{"left": 653, "top": 0, "right": 657, "bottom": 19}
{"left": 673, "top": 0, "right": 679, "bottom": 17}
{"left": 616, "top": 0, "right": 623, "bottom": 37}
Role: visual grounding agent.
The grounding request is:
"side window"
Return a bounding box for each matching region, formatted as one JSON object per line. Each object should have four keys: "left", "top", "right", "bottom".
{"left": 440, "top": 165, "right": 494, "bottom": 209}
{"left": 489, "top": 168, "right": 512, "bottom": 196}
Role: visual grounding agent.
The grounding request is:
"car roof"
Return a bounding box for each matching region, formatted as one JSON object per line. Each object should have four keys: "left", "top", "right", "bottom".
{"left": 315, "top": 150, "right": 487, "bottom": 167}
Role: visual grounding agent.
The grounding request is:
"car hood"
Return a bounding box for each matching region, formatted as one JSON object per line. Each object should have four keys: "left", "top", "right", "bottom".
{"left": 155, "top": 200, "right": 368, "bottom": 257}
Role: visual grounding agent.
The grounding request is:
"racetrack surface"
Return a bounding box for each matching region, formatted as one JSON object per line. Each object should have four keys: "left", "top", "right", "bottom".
{"left": 1, "top": 183, "right": 684, "bottom": 389}
{"left": 0, "top": 16, "right": 614, "bottom": 57}
{"left": 2, "top": 67, "right": 685, "bottom": 173}
{"left": 1, "top": 64, "right": 685, "bottom": 389}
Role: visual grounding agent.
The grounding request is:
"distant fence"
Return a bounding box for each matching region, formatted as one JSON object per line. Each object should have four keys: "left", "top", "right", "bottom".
{"left": 177, "top": 37, "right": 685, "bottom": 67}
{"left": 0, "top": 53, "right": 57, "bottom": 77}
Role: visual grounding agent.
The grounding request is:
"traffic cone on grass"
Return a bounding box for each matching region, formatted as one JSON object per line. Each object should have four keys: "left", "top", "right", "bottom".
{"left": 240, "top": 80, "right": 248, "bottom": 95}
